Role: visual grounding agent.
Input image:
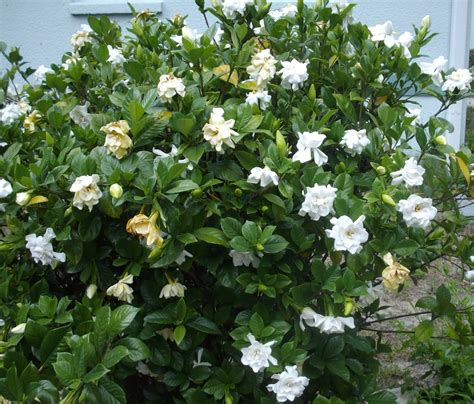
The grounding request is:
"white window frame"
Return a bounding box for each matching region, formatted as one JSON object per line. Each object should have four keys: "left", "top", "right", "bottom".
{"left": 69, "top": 0, "right": 163, "bottom": 15}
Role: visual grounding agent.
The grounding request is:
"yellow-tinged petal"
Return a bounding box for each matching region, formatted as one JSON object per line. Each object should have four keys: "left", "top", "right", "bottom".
{"left": 27, "top": 195, "right": 49, "bottom": 206}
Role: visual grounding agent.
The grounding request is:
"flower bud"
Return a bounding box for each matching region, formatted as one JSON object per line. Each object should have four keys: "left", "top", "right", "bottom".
{"left": 64, "top": 207, "right": 73, "bottom": 217}
{"left": 382, "top": 194, "right": 396, "bottom": 206}
{"left": 421, "top": 15, "right": 431, "bottom": 30}
{"left": 109, "top": 183, "right": 123, "bottom": 199}
{"left": 260, "top": 205, "right": 269, "bottom": 213}
{"left": 376, "top": 166, "right": 386, "bottom": 175}
{"left": 258, "top": 283, "right": 268, "bottom": 293}
{"left": 234, "top": 188, "right": 243, "bottom": 197}
{"left": 192, "top": 189, "right": 203, "bottom": 198}
{"left": 15, "top": 192, "right": 31, "bottom": 206}
{"left": 255, "top": 243, "right": 265, "bottom": 252}
{"left": 297, "top": 0, "right": 304, "bottom": 14}
{"left": 86, "top": 284, "right": 97, "bottom": 299}
{"left": 335, "top": 162, "right": 346, "bottom": 174}
{"left": 434, "top": 135, "right": 447, "bottom": 145}
{"left": 308, "top": 84, "right": 316, "bottom": 101}
{"left": 344, "top": 298, "right": 353, "bottom": 316}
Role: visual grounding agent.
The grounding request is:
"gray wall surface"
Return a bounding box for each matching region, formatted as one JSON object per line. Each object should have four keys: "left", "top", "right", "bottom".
{"left": 0, "top": 0, "right": 453, "bottom": 72}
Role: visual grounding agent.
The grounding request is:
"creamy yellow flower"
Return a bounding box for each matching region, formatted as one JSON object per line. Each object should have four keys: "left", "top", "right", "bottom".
{"left": 101, "top": 120, "right": 132, "bottom": 159}
{"left": 23, "top": 110, "right": 41, "bottom": 132}
{"left": 126, "top": 212, "right": 163, "bottom": 248}
{"left": 106, "top": 274, "right": 134, "bottom": 303}
{"left": 381, "top": 253, "right": 410, "bottom": 291}
{"left": 157, "top": 328, "right": 175, "bottom": 342}
{"left": 159, "top": 279, "right": 187, "bottom": 299}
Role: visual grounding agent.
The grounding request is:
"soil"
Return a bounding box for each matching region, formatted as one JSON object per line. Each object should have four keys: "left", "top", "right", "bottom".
{"left": 364, "top": 258, "right": 474, "bottom": 402}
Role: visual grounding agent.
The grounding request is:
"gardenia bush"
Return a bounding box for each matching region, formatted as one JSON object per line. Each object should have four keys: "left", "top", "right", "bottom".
{"left": 0, "top": 0, "right": 473, "bottom": 402}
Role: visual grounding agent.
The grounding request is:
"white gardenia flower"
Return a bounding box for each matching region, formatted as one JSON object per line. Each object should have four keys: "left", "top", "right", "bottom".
{"left": 245, "top": 90, "right": 271, "bottom": 110}
{"left": 299, "top": 184, "right": 337, "bottom": 221}
{"left": 325, "top": 215, "right": 369, "bottom": 254}
{"left": 153, "top": 144, "right": 179, "bottom": 158}
{"left": 62, "top": 53, "right": 81, "bottom": 70}
{"left": 106, "top": 274, "right": 134, "bottom": 303}
{"left": 70, "top": 24, "right": 93, "bottom": 49}
{"left": 241, "top": 333, "right": 277, "bottom": 373}
{"left": 11, "top": 323, "right": 27, "bottom": 335}
{"left": 278, "top": 59, "right": 309, "bottom": 91}
{"left": 292, "top": 131, "right": 328, "bottom": 166}
{"left": 419, "top": 56, "right": 447, "bottom": 86}
{"left": 0, "top": 103, "right": 23, "bottom": 125}
{"left": 16, "top": 192, "right": 31, "bottom": 206}
{"left": 397, "top": 194, "right": 437, "bottom": 229}
{"left": 25, "top": 228, "right": 66, "bottom": 267}
{"left": 407, "top": 107, "right": 422, "bottom": 125}
{"left": 221, "top": 0, "right": 253, "bottom": 19}
{"left": 69, "top": 103, "right": 91, "bottom": 128}
{"left": 247, "top": 166, "right": 279, "bottom": 187}
{"left": 396, "top": 32, "right": 414, "bottom": 58}
{"left": 203, "top": 107, "right": 239, "bottom": 152}
{"left": 70, "top": 174, "right": 103, "bottom": 211}
{"left": 267, "top": 365, "right": 309, "bottom": 403}
{"left": 229, "top": 250, "right": 262, "bottom": 268}
{"left": 442, "top": 68, "right": 473, "bottom": 93}
{"left": 171, "top": 26, "right": 202, "bottom": 46}
{"left": 369, "top": 21, "right": 396, "bottom": 47}
{"left": 157, "top": 74, "right": 186, "bottom": 102}
{"left": 159, "top": 280, "right": 187, "bottom": 299}
{"left": 340, "top": 129, "right": 370, "bottom": 155}
{"left": 247, "top": 49, "right": 278, "bottom": 89}
{"left": 390, "top": 157, "right": 425, "bottom": 187}
{"left": 175, "top": 250, "right": 193, "bottom": 265}
{"left": 33, "top": 65, "right": 53, "bottom": 82}
{"left": 299, "top": 307, "right": 355, "bottom": 334}
{"left": 107, "top": 46, "right": 126, "bottom": 65}
{"left": 0, "top": 179, "right": 13, "bottom": 198}
{"left": 465, "top": 270, "right": 474, "bottom": 283}
{"left": 268, "top": 4, "right": 297, "bottom": 20}
{"left": 193, "top": 348, "right": 212, "bottom": 368}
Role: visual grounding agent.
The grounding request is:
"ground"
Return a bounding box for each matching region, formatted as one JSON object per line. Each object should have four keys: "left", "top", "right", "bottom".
{"left": 365, "top": 257, "right": 473, "bottom": 402}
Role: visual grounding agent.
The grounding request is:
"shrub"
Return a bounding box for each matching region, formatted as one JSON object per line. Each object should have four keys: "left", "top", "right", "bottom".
{"left": 0, "top": 0, "right": 473, "bottom": 402}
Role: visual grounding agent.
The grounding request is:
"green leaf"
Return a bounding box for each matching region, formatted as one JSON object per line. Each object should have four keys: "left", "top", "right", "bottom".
{"left": 220, "top": 217, "right": 242, "bottom": 239}
{"left": 98, "top": 378, "right": 127, "bottom": 404}
{"left": 263, "top": 193, "right": 286, "bottom": 209}
{"left": 128, "top": 100, "right": 145, "bottom": 122}
{"left": 117, "top": 338, "right": 151, "bottom": 361}
{"left": 248, "top": 312, "right": 264, "bottom": 336}
{"left": 241, "top": 221, "right": 261, "bottom": 244}
{"left": 187, "top": 317, "right": 221, "bottom": 334}
{"left": 39, "top": 326, "right": 69, "bottom": 364}
{"left": 263, "top": 235, "right": 288, "bottom": 253}
{"left": 174, "top": 324, "right": 186, "bottom": 345}
{"left": 183, "top": 144, "right": 205, "bottom": 164}
{"left": 170, "top": 113, "right": 196, "bottom": 136}
{"left": 334, "top": 94, "right": 357, "bottom": 122}
{"left": 436, "top": 284, "right": 451, "bottom": 305}
{"left": 392, "top": 239, "right": 419, "bottom": 257}
{"left": 102, "top": 346, "right": 129, "bottom": 369}
{"left": 194, "top": 228, "right": 229, "bottom": 247}
{"left": 108, "top": 305, "right": 140, "bottom": 337}
{"left": 414, "top": 320, "right": 433, "bottom": 342}
{"left": 176, "top": 298, "right": 187, "bottom": 323}
{"left": 78, "top": 215, "right": 102, "bottom": 241}
{"left": 326, "top": 360, "right": 350, "bottom": 382}
{"left": 166, "top": 179, "right": 199, "bottom": 194}
{"left": 83, "top": 364, "right": 110, "bottom": 383}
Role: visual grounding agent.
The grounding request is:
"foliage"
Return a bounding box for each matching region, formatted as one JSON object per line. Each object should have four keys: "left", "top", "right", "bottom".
{"left": 0, "top": 0, "right": 473, "bottom": 402}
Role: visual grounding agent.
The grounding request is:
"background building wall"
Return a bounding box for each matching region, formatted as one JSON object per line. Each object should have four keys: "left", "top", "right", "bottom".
{"left": 0, "top": 0, "right": 466, "bottom": 142}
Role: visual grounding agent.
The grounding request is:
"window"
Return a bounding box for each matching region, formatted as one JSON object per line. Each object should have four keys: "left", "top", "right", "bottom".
{"left": 69, "top": 0, "right": 162, "bottom": 15}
